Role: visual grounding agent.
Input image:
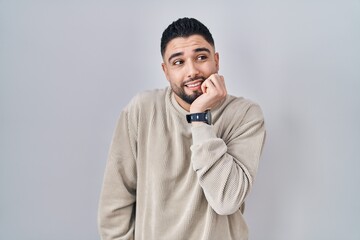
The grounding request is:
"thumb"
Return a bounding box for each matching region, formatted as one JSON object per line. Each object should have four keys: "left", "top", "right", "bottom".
{"left": 201, "top": 80, "right": 208, "bottom": 93}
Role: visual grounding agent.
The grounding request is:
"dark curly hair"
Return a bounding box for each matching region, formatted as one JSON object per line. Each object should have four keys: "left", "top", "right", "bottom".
{"left": 160, "top": 17, "right": 215, "bottom": 57}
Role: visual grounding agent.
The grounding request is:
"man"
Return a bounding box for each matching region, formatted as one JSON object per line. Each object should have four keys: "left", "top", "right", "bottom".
{"left": 98, "top": 17, "right": 266, "bottom": 240}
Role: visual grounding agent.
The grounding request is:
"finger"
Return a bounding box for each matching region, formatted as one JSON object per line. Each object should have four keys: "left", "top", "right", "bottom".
{"left": 208, "top": 75, "right": 226, "bottom": 94}
{"left": 201, "top": 79, "right": 212, "bottom": 93}
{"left": 201, "top": 78, "right": 216, "bottom": 93}
{"left": 209, "top": 74, "right": 225, "bottom": 88}
{"left": 201, "top": 81, "right": 207, "bottom": 93}
{"left": 216, "top": 75, "right": 226, "bottom": 92}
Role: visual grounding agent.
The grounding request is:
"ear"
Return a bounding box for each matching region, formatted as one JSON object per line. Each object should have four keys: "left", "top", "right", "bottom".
{"left": 162, "top": 62, "right": 170, "bottom": 81}
{"left": 214, "top": 52, "right": 220, "bottom": 72}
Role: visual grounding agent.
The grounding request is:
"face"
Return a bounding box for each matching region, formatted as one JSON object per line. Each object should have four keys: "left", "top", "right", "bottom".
{"left": 162, "top": 34, "right": 219, "bottom": 110}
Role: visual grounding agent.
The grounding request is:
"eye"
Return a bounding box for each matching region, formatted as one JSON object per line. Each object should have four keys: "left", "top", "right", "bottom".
{"left": 197, "top": 55, "right": 208, "bottom": 61}
{"left": 173, "top": 59, "right": 184, "bottom": 65}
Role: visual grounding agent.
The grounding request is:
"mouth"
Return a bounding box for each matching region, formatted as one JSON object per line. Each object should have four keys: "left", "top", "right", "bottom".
{"left": 184, "top": 78, "right": 204, "bottom": 91}
{"left": 186, "top": 81, "right": 202, "bottom": 88}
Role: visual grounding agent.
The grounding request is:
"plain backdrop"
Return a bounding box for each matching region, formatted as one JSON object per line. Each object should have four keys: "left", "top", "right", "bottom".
{"left": 1, "top": 1, "right": 359, "bottom": 239}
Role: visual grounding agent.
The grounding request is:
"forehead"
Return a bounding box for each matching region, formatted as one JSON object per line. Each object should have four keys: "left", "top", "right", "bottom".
{"left": 164, "top": 35, "right": 214, "bottom": 56}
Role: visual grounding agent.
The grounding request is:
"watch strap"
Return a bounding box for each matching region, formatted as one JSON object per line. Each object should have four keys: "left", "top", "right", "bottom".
{"left": 186, "top": 110, "right": 211, "bottom": 125}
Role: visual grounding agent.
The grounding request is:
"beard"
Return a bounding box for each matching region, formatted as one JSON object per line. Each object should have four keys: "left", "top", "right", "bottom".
{"left": 170, "top": 77, "right": 206, "bottom": 104}
{"left": 173, "top": 87, "right": 202, "bottom": 104}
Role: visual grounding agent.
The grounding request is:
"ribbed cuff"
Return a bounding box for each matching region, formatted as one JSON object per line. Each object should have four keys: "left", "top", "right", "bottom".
{"left": 191, "top": 124, "right": 217, "bottom": 144}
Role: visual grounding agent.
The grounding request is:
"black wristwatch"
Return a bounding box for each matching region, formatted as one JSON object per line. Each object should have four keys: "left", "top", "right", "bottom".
{"left": 186, "top": 110, "right": 212, "bottom": 125}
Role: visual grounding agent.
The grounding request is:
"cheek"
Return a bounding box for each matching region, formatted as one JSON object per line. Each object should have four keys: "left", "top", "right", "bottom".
{"left": 210, "top": 61, "right": 219, "bottom": 71}
{"left": 200, "top": 63, "right": 216, "bottom": 73}
{"left": 168, "top": 71, "right": 183, "bottom": 83}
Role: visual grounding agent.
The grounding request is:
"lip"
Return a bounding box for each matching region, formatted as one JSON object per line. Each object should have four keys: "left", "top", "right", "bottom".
{"left": 185, "top": 80, "right": 203, "bottom": 90}
{"left": 184, "top": 79, "right": 204, "bottom": 87}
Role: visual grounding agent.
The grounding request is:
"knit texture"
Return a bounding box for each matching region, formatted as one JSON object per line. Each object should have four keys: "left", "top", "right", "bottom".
{"left": 98, "top": 87, "right": 266, "bottom": 240}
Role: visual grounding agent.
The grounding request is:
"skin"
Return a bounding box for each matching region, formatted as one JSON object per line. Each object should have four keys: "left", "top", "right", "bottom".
{"left": 161, "top": 35, "right": 228, "bottom": 126}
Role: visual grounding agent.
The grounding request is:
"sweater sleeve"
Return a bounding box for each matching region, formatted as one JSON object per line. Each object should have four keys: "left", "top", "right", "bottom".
{"left": 190, "top": 103, "right": 265, "bottom": 215}
{"left": 98, "top": 108, "right": 137, "bottom": 240}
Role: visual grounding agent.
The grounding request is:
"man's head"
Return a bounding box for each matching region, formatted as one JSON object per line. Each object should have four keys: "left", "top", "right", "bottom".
{"left": 161, "top": 17, "right": 215, "bottom": 57}
{"left": 161, "top": 18, "right": 219, "bottom": 110}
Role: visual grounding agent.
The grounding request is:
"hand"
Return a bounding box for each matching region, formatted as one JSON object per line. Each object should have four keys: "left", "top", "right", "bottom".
{"left": 190, "top": 73, "right": 227, "bottom": 113}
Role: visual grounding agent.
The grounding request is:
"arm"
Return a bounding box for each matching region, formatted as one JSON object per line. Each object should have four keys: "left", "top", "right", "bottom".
{"left": 189, "top": 74, "right": 265, "bottom": 215}
{"left": 191, "top": 104, "right": 265, "bottom": 215}
{"left": 98, "top": 109, "right": 137, "bottom": 240}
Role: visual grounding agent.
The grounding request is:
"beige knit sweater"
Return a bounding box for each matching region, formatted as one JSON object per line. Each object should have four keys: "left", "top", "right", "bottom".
{"left": 98, "top": 87, "right": 266, "bottom": 240}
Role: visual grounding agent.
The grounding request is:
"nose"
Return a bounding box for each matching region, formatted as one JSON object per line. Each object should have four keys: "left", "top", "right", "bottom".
{"left": 186, "top": 60, "right": 200, "bottom": 79}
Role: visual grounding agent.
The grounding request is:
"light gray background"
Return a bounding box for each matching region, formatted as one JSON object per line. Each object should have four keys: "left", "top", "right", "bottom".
{"left": 1, "top": 1, "right": 359, "bottom": 239}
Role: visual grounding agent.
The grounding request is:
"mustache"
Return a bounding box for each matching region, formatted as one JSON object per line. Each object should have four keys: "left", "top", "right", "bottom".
{"left": 183, "top": 76, "right": 206, "bottom": 85}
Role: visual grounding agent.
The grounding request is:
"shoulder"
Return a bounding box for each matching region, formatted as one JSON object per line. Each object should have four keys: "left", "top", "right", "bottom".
{"left": 125, "top": 88, "right": 168, "bottom": 112}
{"left": 120, "top": 88, "right": 168, "bottom": 133}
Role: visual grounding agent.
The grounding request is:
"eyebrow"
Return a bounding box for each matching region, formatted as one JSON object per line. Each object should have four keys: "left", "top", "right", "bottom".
{"left": 168, "top": 52, "right": 183, "bottom": 63}
{"left": 194, "top": 47, "right": 211, "bottom": 54}
{"left": 167, "top": 47, "right": 211, "bottom": 63}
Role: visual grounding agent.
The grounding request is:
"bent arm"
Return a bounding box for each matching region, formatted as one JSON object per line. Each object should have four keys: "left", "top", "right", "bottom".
{"left": 190, "top": 104, "right": 266, "bottom": 215}
{"left": 98, "top": 110, "right": 137, "bottom": 240}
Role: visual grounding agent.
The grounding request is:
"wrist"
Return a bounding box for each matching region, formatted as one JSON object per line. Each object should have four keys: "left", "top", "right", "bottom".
{"left": 191, "top": 121, "right": 206, "bottom": 126}
{"left": 189, "top": 106, "right": 207, "bottom": 113}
